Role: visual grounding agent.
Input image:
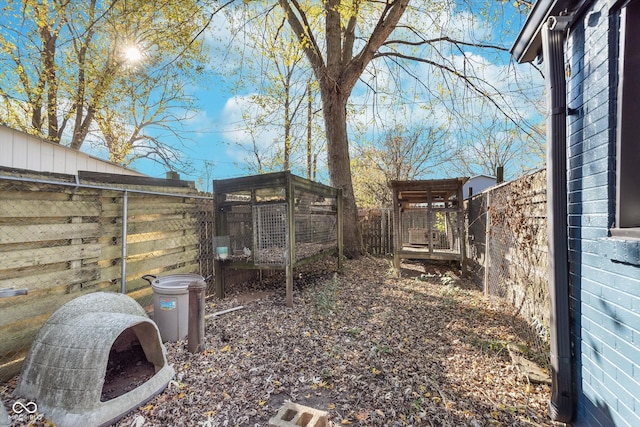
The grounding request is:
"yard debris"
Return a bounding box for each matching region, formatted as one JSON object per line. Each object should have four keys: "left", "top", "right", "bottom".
{"left": 2, "top": 257, "right": 552, "bottom": 426}
{"left": 204, "top": 306, "right": 245, "bottom": 320}
{"left": 507, "top": 345, "right": 552, "bottom": 385}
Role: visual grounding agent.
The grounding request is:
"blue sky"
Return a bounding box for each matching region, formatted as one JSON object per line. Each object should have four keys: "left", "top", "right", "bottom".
{"left": 106, "top": 2, "right": 543, "bottom": 191}
{"left": 122, "top": 80, "right": 238, "bottom": 189}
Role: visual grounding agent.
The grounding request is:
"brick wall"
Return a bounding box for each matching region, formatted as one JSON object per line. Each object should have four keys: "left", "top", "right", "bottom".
{"left": 566, "top": 1, "right": 640, "bottom": 425}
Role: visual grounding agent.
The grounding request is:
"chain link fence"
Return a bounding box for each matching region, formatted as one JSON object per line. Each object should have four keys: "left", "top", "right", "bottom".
{"left": 0, "top": 171, "right": 214, "bottom": 381}
{"left": 484, "top": 171, "right": 548, "bottom": 325}
{"left": 476, "top": 170, "right": 550, "bottom": 368}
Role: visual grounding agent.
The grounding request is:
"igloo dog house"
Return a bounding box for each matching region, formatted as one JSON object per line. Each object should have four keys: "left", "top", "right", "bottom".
{"left": 16, "top": 292, "right": 174, "bottom": 427}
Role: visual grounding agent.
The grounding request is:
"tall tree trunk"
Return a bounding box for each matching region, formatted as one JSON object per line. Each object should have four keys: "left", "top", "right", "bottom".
{"left": 307, "top": 80, "right": 312, "bottom": 180}
{"left": 40, "top": 27, "right": 59, "bottom": 143}
{"left": 320, "top": 83, "right": 363, "bottom": 258}
{"left": 279, "top": 0, "right": 410, "bottom": 257}
{"left": 283, "top": 72, "right": 291, "bottom": 170}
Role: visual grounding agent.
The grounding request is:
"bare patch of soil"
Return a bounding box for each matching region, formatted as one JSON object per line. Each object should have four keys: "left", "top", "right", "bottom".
{"left": 233, "top": 290, "right": 275, "bottom": 305}
{"left": 101, "top": 344, "right": 156, "bottom": 402}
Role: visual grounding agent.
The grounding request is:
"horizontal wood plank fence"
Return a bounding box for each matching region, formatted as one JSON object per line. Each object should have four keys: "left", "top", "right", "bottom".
{"left": 0, "top": 169, "right": 214, "bottom": 381}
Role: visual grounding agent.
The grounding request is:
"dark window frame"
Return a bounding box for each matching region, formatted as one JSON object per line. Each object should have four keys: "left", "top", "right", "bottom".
{"left": 611, "top": 0, "right": 640, "bottom": 239}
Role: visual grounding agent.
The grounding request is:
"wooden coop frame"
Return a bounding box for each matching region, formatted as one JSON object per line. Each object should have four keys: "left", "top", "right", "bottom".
{"left": 390, "top": 178, "right": 469, "bottom": 273}
{"left": 213, "top": 171, "right": 343, "bottom": 307}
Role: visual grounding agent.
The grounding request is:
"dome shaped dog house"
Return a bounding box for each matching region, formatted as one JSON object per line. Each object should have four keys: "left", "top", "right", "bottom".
{"left": 16, "top": 292, "right": 174, "bottom": 427}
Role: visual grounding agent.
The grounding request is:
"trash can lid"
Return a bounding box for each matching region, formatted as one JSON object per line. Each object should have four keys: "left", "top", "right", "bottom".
{"left": 151, "top": 274, "right": 205, "bottom": 293}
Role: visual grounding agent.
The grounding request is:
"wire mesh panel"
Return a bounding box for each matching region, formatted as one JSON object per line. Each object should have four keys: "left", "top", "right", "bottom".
{"left": 402, "top": 208, "right": 429, "bottom": 245}
{"left": 253, "top": 203, "right": 287, "bottom": 266}
{"left": 294, "top": 190, "right": 338, "bottom": 261}
{"left": 221, "top": 203, "right": 253, "bottom": 260}
{"left": 465, "top": 192, "right": 489, "bottom": 281}
{"left": 485, "top": 192, "right": 513, "bottom": 299}
{"left": 433, "top": 211, "right": 459, "bottom": 252}
{"left": 400, "top": 208, "right": 460, "bottom": 255}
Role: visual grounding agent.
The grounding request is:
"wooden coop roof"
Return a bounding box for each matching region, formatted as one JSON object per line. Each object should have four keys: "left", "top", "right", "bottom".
{"left": 389, "top": 177, "right": 469, "bottom": 203}
{"left": 213, "top": 170, "right": 338, "bottom": 198}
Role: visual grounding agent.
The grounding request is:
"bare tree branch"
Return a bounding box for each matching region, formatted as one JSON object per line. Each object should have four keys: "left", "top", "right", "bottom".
{"left": 383, "top": 33, "right": 510, "bottom": 53}
{"left": 372, "top": 50, "right": 543, "bottom": 140}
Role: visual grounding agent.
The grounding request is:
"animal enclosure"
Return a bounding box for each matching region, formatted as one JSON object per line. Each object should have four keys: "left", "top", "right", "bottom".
{"left": 390, "top": 178, "right": 468, "bottom": 272}
{"left": 213, "top": 171, "right": 343, "bottom": 307}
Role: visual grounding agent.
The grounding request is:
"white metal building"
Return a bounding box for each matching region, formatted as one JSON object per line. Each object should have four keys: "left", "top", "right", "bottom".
{"left": 463, "top": 175, "right": 496, "bottom": 199}
{"left": 0, "top": 125, "right": 144, "bottom": 176}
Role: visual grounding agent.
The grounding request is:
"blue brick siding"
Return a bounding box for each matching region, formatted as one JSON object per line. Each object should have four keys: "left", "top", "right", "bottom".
{"left": 566, "top": 1, "right": 640, "bottom": 425}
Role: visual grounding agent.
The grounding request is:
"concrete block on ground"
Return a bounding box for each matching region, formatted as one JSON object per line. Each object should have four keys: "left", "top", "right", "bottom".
{"left": 269, "top": 401, "right": 329, "bottom": 427}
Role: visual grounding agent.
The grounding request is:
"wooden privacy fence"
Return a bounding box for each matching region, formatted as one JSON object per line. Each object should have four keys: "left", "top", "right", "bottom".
{"left": 358, "top": 208, "right": 393, "bottom": 255}
{"left": 0, "top": 169, "right": 214, "bottom": 381}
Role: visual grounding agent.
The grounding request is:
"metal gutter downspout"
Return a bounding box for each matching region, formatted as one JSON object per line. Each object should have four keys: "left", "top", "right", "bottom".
{"left": 541, "top": 15, "right": 574, "bottom": 423}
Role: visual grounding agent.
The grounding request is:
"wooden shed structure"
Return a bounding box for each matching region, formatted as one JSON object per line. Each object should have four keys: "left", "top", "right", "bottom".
{"left": 213, "top": 171, "right": 343, "bottom": 307}
{"left": 390, "top": 178, "right": 468, "bottom": 272}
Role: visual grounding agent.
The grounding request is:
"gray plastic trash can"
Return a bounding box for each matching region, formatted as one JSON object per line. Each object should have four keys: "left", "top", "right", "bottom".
{"left": 148, "top": 274, "right": 205, "bottom": 342}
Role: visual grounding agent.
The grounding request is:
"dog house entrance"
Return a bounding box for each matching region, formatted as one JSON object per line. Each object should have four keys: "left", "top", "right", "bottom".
{"left": 101, "top": 327, "right": 156, "bottom": 402}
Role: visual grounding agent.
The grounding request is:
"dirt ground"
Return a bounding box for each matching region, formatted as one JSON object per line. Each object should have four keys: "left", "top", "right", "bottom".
{"left": 4, "top": 256, "right": 554, "bottom": 426}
